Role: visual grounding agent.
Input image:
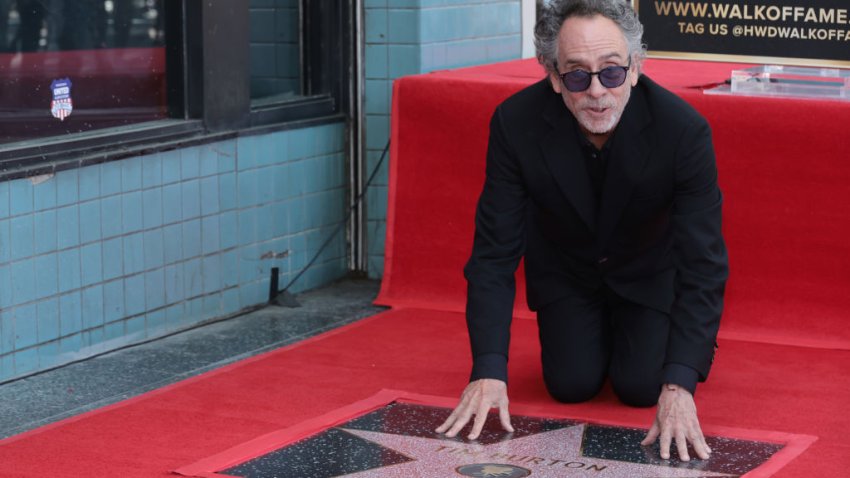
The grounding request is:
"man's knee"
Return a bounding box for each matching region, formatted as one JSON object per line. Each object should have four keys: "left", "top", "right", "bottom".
{"left": 611, "top": 374, "right": 659, "bottom": 407}
{"left": 543, "top": 370, "right": 605, "bottom": 404}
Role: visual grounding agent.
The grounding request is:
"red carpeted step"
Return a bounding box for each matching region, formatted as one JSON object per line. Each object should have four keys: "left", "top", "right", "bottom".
{"left": 377, "top": 59, "right": 850, "bottom": 350}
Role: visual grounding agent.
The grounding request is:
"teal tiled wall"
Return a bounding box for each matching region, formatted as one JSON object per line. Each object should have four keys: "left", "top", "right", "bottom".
{"left": 0, "top": 122, "right": 348, "bottom": 381}
{"left": 363, "top": 0, "right": 522, "bottom": 277}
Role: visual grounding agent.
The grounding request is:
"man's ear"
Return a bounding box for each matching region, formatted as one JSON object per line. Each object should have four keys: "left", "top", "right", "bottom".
{"left": 629, "top": 56, "right": 640, "bottom": 87}
{"left": 548, "top": 71, "right": 563, "bottom": 94}
{"left": 539, "top": 54, "right": 563, "bottom": 94}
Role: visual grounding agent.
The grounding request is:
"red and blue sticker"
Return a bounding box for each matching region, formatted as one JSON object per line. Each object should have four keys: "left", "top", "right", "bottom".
{"left": 50, "top": 78, "right": 73, "bottom": 121}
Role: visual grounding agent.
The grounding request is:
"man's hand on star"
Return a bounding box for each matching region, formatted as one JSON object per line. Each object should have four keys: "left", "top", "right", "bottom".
{"left": 641, "top": 384, "right": 712, "bottom": 461}
{"left": 435, "top": 378, "right": 514, "bottom": 440}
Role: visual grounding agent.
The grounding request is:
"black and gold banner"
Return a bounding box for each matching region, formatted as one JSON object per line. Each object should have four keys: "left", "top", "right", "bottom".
{"left": 633, "top": 1, "right": 850, "bottom": 67}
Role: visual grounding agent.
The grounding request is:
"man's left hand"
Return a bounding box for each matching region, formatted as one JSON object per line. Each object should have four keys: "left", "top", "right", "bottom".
{"left": 641, "top": 384, "right": 712, "bottom": 461}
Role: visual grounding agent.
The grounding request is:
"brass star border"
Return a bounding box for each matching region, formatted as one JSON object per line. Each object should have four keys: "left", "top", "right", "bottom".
{"left": 173, "top": 389, "right": 816, "bottom": 478}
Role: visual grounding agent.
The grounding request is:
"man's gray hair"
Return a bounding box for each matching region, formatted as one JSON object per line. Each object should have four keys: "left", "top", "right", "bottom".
{"left": 535, "top": 0, "right": 647, "bottom": 74}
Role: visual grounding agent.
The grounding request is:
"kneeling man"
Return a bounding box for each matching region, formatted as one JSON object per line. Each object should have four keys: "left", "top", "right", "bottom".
{"left": 437, "top": 0, "right": 728, "bottom": 462}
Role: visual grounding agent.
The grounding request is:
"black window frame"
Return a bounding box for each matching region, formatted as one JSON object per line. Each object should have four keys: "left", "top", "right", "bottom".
{"left": 0, "top": 0, "right": 353, "bottom": 182}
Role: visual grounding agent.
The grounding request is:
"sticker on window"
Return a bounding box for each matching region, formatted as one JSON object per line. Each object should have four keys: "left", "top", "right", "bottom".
{"left": 50, "top": 78, "right": 73, "bottom": 121}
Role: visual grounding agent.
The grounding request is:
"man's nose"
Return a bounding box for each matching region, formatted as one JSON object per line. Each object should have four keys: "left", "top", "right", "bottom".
{"left": 585, "top": 75, "right": 607, "bottom": 98}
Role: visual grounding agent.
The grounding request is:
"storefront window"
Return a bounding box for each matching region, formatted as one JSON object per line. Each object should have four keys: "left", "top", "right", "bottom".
{"left": 0, "top": 0, "right": 167, "bottom": 143}
{"left": 249, "top": 0, "right": 302, "bottom": 104}
{"left": 0, "top": 0, "right": 350, "bottom": 176}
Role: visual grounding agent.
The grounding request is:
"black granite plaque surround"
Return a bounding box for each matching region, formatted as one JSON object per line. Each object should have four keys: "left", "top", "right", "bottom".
{"left": 219, "top": 403, "right": 781, "bottom": 478}
{"left": 175, "top": 391, "right": 808, "bottom": 478}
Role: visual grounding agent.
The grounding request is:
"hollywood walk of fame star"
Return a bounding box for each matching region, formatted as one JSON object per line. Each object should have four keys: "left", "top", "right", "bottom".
{"left": 334, "top": 425, "right": 736, "bottom": 477}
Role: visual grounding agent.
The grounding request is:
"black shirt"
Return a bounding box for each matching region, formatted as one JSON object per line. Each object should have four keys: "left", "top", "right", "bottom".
{"left": 577, "top": 130, "right": 610, "bottom": 205}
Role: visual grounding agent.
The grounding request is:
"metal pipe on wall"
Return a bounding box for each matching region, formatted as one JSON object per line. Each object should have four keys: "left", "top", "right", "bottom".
{"left": 350, "top": 0, "right": 366, "bottom": 273}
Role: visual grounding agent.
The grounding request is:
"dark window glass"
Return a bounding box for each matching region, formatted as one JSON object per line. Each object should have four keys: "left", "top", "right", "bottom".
{"left": 0, "top": 0, "right": 167, "bottom": 143}
{"left": 249, "top": 0, "right": 302, "bottom": 105}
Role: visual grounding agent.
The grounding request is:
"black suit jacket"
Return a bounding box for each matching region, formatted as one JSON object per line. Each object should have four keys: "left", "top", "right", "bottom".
{"left": 464, "top": 75, "right": 729, "bottom": 385}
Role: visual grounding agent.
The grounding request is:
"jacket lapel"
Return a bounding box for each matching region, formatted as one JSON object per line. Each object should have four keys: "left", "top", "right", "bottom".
{"left": 598, "top": 83, "right": 653, "bottom": 247}
{"left": 540, "top": 94, "right": 598, "bottom": 233}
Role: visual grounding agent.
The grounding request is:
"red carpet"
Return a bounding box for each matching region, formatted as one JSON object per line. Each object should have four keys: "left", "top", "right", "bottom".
{"left": 0, "top": 309, "right": 846, "bottom": 477}
{"left": 0, "top": 59, "right": 848, "bottom": 477}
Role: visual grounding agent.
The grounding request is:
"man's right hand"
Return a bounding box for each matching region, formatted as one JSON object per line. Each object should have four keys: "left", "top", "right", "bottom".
{"left": 435, "top": 378, "right": 514, "bottom": 440}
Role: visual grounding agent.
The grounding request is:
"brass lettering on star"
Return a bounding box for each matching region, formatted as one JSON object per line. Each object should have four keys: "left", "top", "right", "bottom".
{"left": 435, "top": 444, "right": 608, "bottom": 472}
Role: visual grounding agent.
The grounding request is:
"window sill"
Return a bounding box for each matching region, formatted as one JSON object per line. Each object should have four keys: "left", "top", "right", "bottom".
{"left": 0, "top": 119, "right": 205, "bottom": 181}
{"left": 0, "top": 106, "right": 344, "bottom": 182}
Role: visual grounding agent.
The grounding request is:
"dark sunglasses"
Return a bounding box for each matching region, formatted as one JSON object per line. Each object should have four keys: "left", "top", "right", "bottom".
{"left": 558, "top": 59, "right": 632, "bottom": 92}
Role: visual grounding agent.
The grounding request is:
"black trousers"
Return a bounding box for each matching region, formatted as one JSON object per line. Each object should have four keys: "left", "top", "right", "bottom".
{"left": 537, "top": 286, "right": 670, "bottom": 408}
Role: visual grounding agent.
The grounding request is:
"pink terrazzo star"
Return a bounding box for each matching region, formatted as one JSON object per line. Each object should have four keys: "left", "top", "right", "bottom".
{"left": 338, "top": 425, "right": 735, "bottom": 477}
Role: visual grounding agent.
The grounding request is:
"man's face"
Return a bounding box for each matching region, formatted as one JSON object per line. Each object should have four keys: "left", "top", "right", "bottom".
{"left": 548, "top": 15, "right": 638, "bottom": 142}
